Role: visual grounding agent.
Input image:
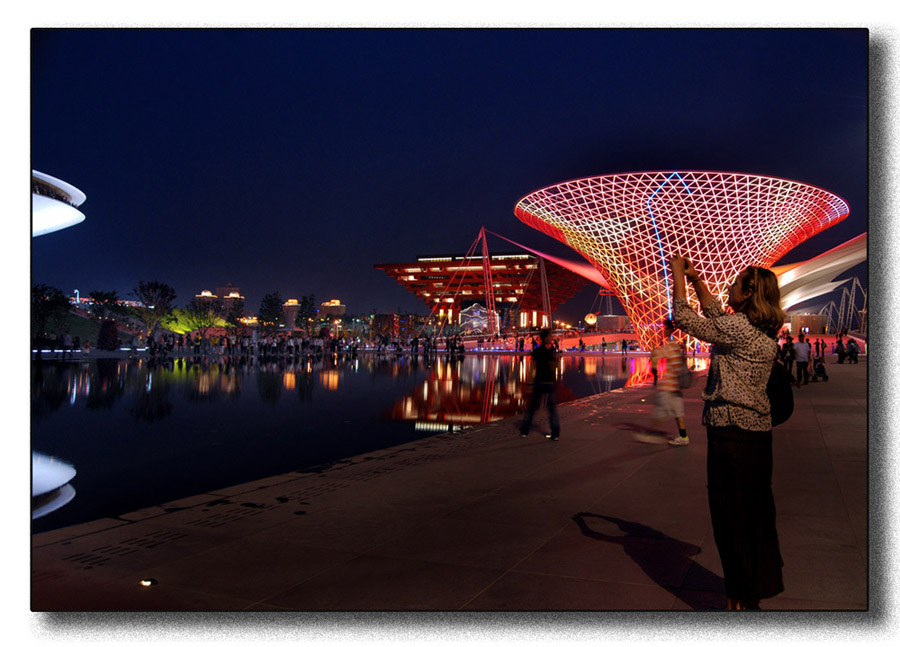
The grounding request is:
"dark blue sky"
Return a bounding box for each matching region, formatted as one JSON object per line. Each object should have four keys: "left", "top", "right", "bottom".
{"left": 30, "top": 28, "right": 868, "bottom": 320}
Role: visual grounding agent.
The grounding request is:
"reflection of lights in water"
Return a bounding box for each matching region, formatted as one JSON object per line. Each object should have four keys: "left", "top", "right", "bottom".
{"left": 197, "top": 373, "right": 211, "bottom": 395}
{"left": 320, "top": 370, "right": 340, "bottom": 390}
{"left": 33, "top": 452, "right": 76, "bottom": 496}
{"left": 283, "top": 372, "right": 296, "bottom": 390}
{"left": 32, "top": 452, "right": 77, "bottom": 519}
{"left": 414, "top": 421, "right": 470, "bottom": 433}
{"left": 32, "top": 484, "right": 76, "bottom": 520}
{"left": 423, "top": 381, "right": 428, "bottom": 398}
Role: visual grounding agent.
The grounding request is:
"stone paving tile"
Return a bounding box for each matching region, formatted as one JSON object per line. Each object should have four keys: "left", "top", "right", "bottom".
{"left": 779, "top": 546, "right": 867, "bottom": 606}
{"left": 260, "top": 555, "right": 505, "bottom": 610}
{"left": 32, "top": 571, "right": 258, "bottom": 611}
{"left": 242, "top": 503, "right": 434, "bottom": 554}
{"left": 511, "top": 523, "right": 700, "bottom": 592}
{"left": 131, "top": 535, "right": 362, "bottom": 604}
{"left": 130, "top": 497, "right": 302, "bottom": 538}
{"left": 31, "top": 517, "right": 129, "bottom": 548}
{"left": 462, "top": 571, "right": 679, "bottom": 610}
{"left": 366, "top": 516, "right": 562, "bottom": 571}
{"left": 763, "top": 596, "right": 868, "bottom": 611}
{"left": 32, "top": 521, "right": 235, "bottom": 589}
{"left": 208, "top": 473, "right": 309, "bottom": 497}
{"left": 776, "top": 513, "right": 861, "bottom": 554}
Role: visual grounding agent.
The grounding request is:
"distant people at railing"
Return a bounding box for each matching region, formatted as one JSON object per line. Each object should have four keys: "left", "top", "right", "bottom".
{"left": 32, "top": 182, "right": 79, "bottom": 208}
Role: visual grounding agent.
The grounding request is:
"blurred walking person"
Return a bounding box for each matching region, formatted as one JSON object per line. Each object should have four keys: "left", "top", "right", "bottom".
{"left": 653, "top": 320, "right": 690, "bottom": 445}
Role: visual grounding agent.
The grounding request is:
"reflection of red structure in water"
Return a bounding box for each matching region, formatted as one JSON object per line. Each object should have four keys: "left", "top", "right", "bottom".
{"left": 515, "top": 171, "right": 849, "bottom": 350}
{"left": 386, "top": 357, "right": 576, "bottom": 429}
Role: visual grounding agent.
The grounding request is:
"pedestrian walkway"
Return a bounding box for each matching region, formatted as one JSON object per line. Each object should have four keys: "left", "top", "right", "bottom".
{"left": 32, "top": 358, "right": 867, "bottom": 612}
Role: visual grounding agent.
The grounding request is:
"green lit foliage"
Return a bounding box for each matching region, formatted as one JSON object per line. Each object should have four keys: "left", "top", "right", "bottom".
{"left": 181, "top": 297, "right": 226, "bottom": 339}
{"left": 130, "top": 281, "right": 177, "bottom": 338}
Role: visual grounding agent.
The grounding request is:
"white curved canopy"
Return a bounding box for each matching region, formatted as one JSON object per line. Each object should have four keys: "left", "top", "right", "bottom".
{"left": 773, "top": 233, "right": 867, "bottom": 311}
{"left": 32, "top": 170, "right": 87, "bottom": 237}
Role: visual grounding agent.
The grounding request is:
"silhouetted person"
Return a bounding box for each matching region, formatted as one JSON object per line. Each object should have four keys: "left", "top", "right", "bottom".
{"left": 519, "top": 328, "right": 560, "bottom": 441}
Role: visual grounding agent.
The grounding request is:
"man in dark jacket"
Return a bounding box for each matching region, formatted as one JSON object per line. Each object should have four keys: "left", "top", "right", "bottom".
{"left": 520, "top": 329, "right": 560, "bottom": 440}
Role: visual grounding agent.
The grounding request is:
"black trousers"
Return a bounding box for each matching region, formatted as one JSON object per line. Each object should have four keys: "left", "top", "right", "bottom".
{"left": 520, "top": 383, "right": 560, "bottom": 437}
{"left": 706, "top": 426, "right": 784, "bottom": 602}
{"left": 796, "top": 361, "right": 809, "bottom": 384}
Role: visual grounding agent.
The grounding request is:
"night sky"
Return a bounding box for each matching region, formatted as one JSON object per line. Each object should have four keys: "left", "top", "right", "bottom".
{"left": 30, "top": 28, "right": 868, "bottom": 321}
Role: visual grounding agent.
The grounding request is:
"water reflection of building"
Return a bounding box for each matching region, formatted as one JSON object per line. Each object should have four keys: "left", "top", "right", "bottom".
{"left": 386, "top": 356, "right": 582, "bottom": 429}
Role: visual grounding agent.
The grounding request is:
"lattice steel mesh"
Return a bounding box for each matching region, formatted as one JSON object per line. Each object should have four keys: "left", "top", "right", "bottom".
{"left": 515, "top": 171, "right": 849, "bottom": 350}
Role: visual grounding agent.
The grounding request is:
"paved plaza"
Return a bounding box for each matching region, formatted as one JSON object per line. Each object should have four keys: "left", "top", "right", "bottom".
{"left": 32, "top": 357, "right": 867, "bottom": 612}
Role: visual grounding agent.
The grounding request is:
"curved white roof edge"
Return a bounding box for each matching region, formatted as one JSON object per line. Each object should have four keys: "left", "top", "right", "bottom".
{"left": 782, "top": 279, "right": 852, "bottom": 312}
{"left": 776, "top": 233, "right": 867, "bottom": 311}
{"left": 32, "top": 170, "right": 87, "bottom": 206}
{"left": 32, "top": 194, "right": 86, "bottom": 237}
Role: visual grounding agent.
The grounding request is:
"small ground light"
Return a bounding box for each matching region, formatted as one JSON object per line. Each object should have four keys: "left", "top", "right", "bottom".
{"left": 140, "top": 578, "right": 158, "bottom": 587}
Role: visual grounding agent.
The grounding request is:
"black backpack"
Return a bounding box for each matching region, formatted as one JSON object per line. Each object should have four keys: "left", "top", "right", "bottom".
{"left": 767, "top": 359, "right": 794, "bottom": 427}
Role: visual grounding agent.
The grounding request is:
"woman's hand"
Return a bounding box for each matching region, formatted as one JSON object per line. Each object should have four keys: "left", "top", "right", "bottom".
{"left": 670, "top": 255, "right": 701, "bottom": 282}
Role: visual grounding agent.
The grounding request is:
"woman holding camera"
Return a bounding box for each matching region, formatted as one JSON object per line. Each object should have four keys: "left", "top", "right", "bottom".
{"left": 669, "top": 255, "right": 785, "bottom": 610}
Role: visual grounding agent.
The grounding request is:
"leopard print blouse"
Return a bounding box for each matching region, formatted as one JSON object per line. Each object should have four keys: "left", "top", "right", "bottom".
{"left": 672, "top": 297, "right": 778, "bottom": 431}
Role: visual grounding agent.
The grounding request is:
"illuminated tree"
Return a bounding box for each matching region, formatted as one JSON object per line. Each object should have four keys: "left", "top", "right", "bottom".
{"left": 130, "top": 281, "right": 177, "bottom": 339}
{"left": 182, "top": 297, "right": 225, "bottom": 339}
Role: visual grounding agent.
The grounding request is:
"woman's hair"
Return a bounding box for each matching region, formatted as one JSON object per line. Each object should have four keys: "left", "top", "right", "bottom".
{"left": 738, "top": 266, "right": 785, "bottom": 337}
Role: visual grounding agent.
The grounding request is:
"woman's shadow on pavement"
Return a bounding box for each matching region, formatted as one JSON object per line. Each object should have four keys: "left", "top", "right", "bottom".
{"left": 572, "top": 512, "right": 725, "bottom": 610}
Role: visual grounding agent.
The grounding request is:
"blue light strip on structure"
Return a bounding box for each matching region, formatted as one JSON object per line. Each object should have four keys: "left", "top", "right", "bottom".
{"left": 646, "top": 172, "right": 692, "bottom": 318}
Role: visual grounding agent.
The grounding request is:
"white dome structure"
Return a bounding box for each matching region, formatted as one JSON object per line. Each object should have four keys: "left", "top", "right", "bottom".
{"left": 32, "top": 170, "right": 87, "bottom": 237}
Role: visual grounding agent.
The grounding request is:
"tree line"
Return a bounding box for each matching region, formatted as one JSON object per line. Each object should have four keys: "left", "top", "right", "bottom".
{"left": 32, "top": 280, "right": 323, "bottom": 351}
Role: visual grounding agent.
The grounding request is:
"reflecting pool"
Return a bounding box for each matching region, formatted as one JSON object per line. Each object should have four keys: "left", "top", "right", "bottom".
{"left": 31, "top": 352, "right": 708, "bottom": 532}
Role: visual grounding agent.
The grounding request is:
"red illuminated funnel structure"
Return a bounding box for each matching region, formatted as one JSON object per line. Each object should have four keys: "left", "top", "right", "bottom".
{"left": 514, "top": 171, "right": 849, "bottom": 350}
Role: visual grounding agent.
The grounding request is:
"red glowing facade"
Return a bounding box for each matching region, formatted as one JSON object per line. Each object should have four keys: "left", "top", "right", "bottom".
{"left": 515, "top": 171, "right": 850, "bottom": 350}
{"left": 375, "top": 253, "right": 590, "bottom": 328}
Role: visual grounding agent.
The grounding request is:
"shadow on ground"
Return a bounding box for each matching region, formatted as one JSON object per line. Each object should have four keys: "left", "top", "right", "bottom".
{"left": 572, "top": 512, "right": 724, "bottom": 610}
